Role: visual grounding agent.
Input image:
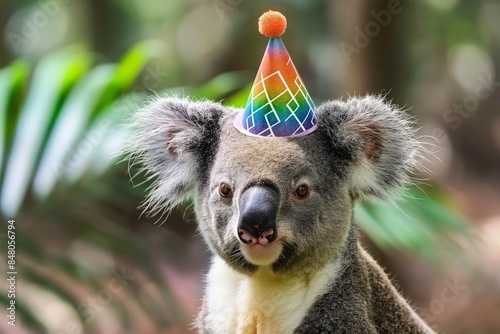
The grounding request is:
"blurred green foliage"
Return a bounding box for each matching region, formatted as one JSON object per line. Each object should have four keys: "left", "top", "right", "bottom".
{"left": 0, "top": 43, "right": 187, "bottom": 333}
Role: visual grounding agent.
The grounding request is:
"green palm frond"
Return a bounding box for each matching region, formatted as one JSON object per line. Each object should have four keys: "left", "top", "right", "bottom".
{"left": 0, "top": 41, "right": 186, "bottom": 333}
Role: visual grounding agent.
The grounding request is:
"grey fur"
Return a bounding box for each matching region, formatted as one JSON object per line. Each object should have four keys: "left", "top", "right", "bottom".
{"left": 126, "top": 95, "right": 435, "bottom": 333}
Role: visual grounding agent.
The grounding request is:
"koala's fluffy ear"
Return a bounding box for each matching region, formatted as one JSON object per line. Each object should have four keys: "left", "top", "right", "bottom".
{"left": 127, "top": 97, "right": 227, "bottom": 215}
{"left": 316, "top": 95, "right": 420, "bottom": 199}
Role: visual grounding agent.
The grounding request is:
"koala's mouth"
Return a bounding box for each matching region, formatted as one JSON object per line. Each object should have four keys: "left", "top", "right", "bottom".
{"left": 223, "top": 239, "right": 297, "bottom": 274}
{"left": 240, "top": 239, "right": 283, "bottom": 266}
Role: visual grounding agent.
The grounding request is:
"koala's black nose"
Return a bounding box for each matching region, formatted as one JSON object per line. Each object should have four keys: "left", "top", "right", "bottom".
{"left": 238, "top": 186, "right": 279, "bottom": 245}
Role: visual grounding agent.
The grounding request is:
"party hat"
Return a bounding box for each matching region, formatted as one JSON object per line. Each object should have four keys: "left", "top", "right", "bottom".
{"left": 234, "top": 11, "right": 317, "bottom": 137}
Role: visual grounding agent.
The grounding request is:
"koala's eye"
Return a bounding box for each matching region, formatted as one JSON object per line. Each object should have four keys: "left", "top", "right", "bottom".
{"left": 294, "top": 184, "right": 310, "bottom": 199}
{"left": 219, "top": 183, "right": 233, "bottom": 198}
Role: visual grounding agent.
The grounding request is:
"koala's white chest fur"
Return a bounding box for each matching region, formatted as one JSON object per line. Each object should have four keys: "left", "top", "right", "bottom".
{"left": 203, "top": 257, "right": 341, "bottom": 334}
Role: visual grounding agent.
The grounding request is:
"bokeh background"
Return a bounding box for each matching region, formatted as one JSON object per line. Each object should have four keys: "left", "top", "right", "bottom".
{"left": 1, "top": 0, "right": 500, "bottom": 333}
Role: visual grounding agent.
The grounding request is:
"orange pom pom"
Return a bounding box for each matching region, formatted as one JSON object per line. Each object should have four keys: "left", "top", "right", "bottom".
{"left": 258, "top": 11, "right": 287, "bottom": 38}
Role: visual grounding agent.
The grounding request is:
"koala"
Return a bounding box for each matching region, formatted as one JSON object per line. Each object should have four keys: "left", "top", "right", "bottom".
{"left": 127, "top": 95, "right": 436, "bottom": 334}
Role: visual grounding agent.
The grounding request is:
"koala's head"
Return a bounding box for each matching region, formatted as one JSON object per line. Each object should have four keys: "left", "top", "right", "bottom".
{"left": 128, "top": 96, "right": 419, "bottom": 276}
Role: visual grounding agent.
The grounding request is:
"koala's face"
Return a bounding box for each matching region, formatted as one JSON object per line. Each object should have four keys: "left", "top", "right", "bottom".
{"left": 129, "top": 96, "right": 417, "bottom": 276}
{"left": 197, "top": 118, "right": 353, "bottom": 275}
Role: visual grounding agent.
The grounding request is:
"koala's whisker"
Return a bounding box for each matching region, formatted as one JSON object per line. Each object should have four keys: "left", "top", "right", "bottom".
{"left": 182, "top": 203, "right": 194, "bottom": 220}
{"left": 416, "top": 135, "right": 441, "bottom": 146}
{"left": 224, "top": 243, "right": 248, "bottom": 270}
{"left": 402, "top": 189, "right": 425, "bottom": 201}
{"left": 410, "top": 176, "right": 433, "bottom": 184}
{"left": 192, "top": 230, "right": 201, "bottom": 239}
{"left": 131, "top": 172, "right": 156, "bottom": 188}
{"left": 389, "top": 198, "right": 420, "bottom": 224}
{"left": 152, "top": 207, "right": 171, "bottom": 227}
{"left": 415, "top": 147, "right": 442, "bottom": 166}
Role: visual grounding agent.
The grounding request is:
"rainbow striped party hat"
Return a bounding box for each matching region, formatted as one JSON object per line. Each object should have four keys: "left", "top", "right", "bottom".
{"left": 234, "top": 11, "right": 317, "bottom": 137}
